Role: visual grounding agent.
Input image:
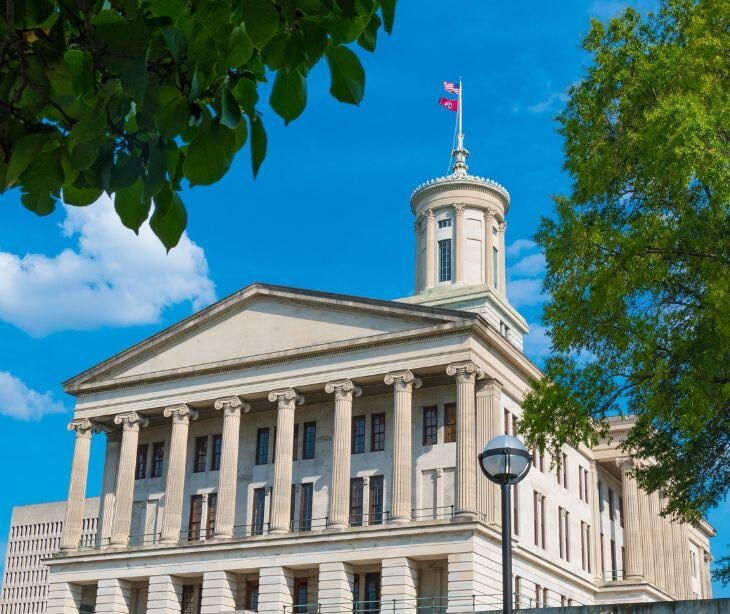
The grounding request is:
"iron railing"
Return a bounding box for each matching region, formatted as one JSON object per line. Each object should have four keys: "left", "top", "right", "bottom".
{"left": 348, "top": 511, "right": 390, "bottom": 527}
{"left": 290, "top": 517, "right": 329, "bottom": 532}
{"left": 603, "top": 569, "right": 624, "bottom": 581}
{"left": 233, "top": 522, "right": 270, "bottom": 538}
{"left": 411, "top": 505, "right": 455, "bottom": 520}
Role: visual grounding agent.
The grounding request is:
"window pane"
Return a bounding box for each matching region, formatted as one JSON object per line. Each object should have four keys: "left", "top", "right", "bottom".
{"left": 444, "top": 404, "right": 456, "bottom": 443}
{"left": 293, "top": 423, "right": 299, "bottom": 461}
{"left": 211, "top": 434, "right": 222, "bottom": 471}
{"left": 422, "top": 406, "right": 437, "bottom": 445}
{"left": 188, "top": 495, "right": 203, "bottom": 540}
{"left": 352, "top": 416, "right": 366, "bottom": 454}
{"left": 302, "top": 422, "right": 316, "bottom": 460}
{"left": 300, "top": 483, "right": 313, "bottom": 531}
{"left": 370, "top": 476, "right": 384, "bottom": 525}
{"left": 151, "top": 441, "right": 164, "bottom": 478}
{"left": 371, "top": 413, "right": 385, "bottom": 452}
{"left": 135, "top": 443, "right": 148, "bottom": 480}
{"left": 438, "top": 239, "right": 452, "bottom": 282}
{"left": 181, "top": 586, "right": 196, "bottom": 614}
{"left": 255, "top": 428, "right": 269, "bottom": 465}
{"left": 193, "top": 436, "right": 207, "bottom": 473}
{"left": 350, "top": 478, "right": 364, "bottom": 526}
{"left": 252, "top": 488, "right": 266, "bottom": 535}
{"left": 206, "top": 493, "right": 217, "bottom": 539}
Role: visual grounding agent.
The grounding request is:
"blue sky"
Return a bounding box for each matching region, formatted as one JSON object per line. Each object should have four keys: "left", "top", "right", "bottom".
{"left": 0, "top": 0, "right": 726, "bottom": 597}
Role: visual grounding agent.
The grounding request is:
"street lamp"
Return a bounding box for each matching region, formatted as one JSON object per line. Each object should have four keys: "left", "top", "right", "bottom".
{"left": 478, "top": 435, "right": 532, "bottom": 614}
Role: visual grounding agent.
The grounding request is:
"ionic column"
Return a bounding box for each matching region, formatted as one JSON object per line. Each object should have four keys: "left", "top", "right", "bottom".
{"left": 484, "top": 211, "right": 495, "bottom": 288}
{"left": 679, "top": 523, "right": 693, "bottom": 599}
{"left": 649, "top": 491, "right": 667, "bottom": 591}
{"left": 325, "top": 379, "right": 362, "bottom": 529}
{"left": 268, "top": 388, "right": 304, "bottom": 534}
{"left": 385, "top": 370, "right": 421, "bottom": 523}
{"left": 618, "top": 458, "right": 643, "bottom": 581}
{"left": 454, "top": 203, "right": 465, "bottom": 284}
{"left": 110, "top": 411, "right": 148, "bottom": 547}
{"left": 639, "top": 487, "right": 656, "bottom": 584}
{"left": 498, "top": 220, "right": 507, "bottom": 295}
{"left": 475, "top": 378, "right": 501, "bottom": 525}
{"left": 425, "top": 210, "right": 436, "bottom": 289}
{"left": 659, "top": 494, "right": 678, "bottom": 596}
{"left": 60, "top": 419, "right": 97, "bottom": 551}
{"left": 97, "top": 429, "right": 121, "bottom": 547}
{"left": 702, "top": 550, "right": 713, "bottom": 598}
{"left": 159, "top": 404, "right": 198, "bottom": 544}
{"left": 589, "top": 461, "right": 603, "bottom": 583}
{"left": 447, "top": 361, "right": 479, "bottom": 517}
{"left": 414, "top": 219, "right": 422, "bottom": 292}
{"left": 213, "top": 396, "right": 250, "bottom": 538}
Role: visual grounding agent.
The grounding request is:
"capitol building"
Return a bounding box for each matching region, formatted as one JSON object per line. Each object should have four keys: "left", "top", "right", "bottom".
{"left": 0, "top": 138, "right": 715, "bottom": 614}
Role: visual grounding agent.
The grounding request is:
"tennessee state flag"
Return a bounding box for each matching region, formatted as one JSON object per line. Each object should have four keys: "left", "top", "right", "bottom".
{"left": 439, "top": 97, "right": 459, "bottom": 111}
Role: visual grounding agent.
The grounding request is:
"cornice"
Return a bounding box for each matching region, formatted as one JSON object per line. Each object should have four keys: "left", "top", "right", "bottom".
{"left": 410, "top": 173, "right": 510, "bottom": 205}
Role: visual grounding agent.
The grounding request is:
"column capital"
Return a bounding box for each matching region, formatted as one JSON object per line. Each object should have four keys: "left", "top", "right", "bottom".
{"left": 475, "top": 377, "right": 502, "bottom": 396}
{"left": 483, "top": 209, "right": 495, "bottom": 221}
{"left": 384, "top": 370, "right": 422, "bottom": 391}
{"left": 616, "top": 456, "right": 635, "bottom": 472}
{"left": 113, "top": 411, "right": 149, "bottom": 431}
{"left": 214, "top": 395, "right": 251, "bottom": 416}
{"left": 325, "top": 379, "right": 362, "bottom": 399}
{"left": 268, "top": 388, "right": 305, "bottom": 406}
{"left": 453, "top": 203, "right": 465, "bottom": 216}
{"left": 424, "top": 208, "right": 435, "bottom": 220}
{"left": 446, "top": 360, "right": 482, "bottom": 383}
{"left": 498, "top": 220, "right": 507, "bottom": 231}
{"left": 163, "top": 403, "right": 199, "bottom": 423}
{"left": 67, "top": 418, "right": 100, "bottom": 438}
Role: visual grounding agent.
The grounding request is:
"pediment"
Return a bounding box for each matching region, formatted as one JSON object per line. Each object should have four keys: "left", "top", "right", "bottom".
{"left": 65, "top": 284, "right": 473, "bottom": 391}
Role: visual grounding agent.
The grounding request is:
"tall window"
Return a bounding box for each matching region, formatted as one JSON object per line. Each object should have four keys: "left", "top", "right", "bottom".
{"left": 135, "top": 443, "right": 149, "bottom": 480}
{"left": 370, "top": 476, "right": 384, "bottom": 525}
{"left": 608, "top": 489, "right": 615, "bottom": 521}
{"left": 444, "top": 403, "right": 456, "bottom": 443}
{"left": 294, "top": 579, "right": 308, "bottom": 614}
{"left": 299, "top": 483, "right": 313, "bottom": 531}
{"left": 211, "top": 434, "right": 222, "bottom": 471}
{"left": 438, "top": 239, "right": 452, "bottom": 282}
{"left": 302, "top": 422, "right": 316, "bottom": 459}
{"left": 559, "top": 507, "right": 570, "bottom": 561}
{"left": 600, "top": 533, "right": 606, "bottom": 574}
{"left": 252, "top": 488, "right": 266, "bottom": 535}
{"left": 290, "top": 484, "right": 297, "bottom": 529}
{"left": 255, "top": 428, "right": 269, "bottom": 465}
{"left": 206, "top": 493, "right": 217, "bottom": 539}
{"left": 598, "top": 480, "right": 604, "bottom": 512}
{"left": 422, "top": 406, "right": 437, "bottom": 445}
{"left": 493, "top": 246, "right": 499, "bottom": 289}
{"left": 618, "top": 497, "right": 624, "bottom": 527}
{"left": 188, "top": 494, "right": 203, "bottom": 540}
{"left": 581, "top": 522, "right": 592, "bottom": 572}
{"left": 504, "top": 409, "right": 511, "bottom": 435}
{"left": 364, "top": 573, "right": 381, "bottom": 613}
{"left": 610, "top": 539, "right": 618, "bottom": 580}
{"left": 151, "top": 441, "right": 164, "bottom": 478}
{"left": 533, "top": 492, "right": 546, "bottom": 549}
{"left": 350, "top": 478, "right": 364, "bottom": 526}
{"left": 556, "top": 451, "right": 568, "bottom": 487}
{"left": 371, "top": 413, "right": 385, "bottom": 452}
{"left": 245, "top": 582, "right": 259, "bottom": 611}
{"left": 352, "top": 416, "right": 366, "bottom": 454}
{"left": 193, "top": 436, "right": 207, "bottom": 473}
{"left": 181, "top": 586, "right": 196, "bottom": 614}
{"left": 292, "top": 423, "right": 299, "bottom": 461}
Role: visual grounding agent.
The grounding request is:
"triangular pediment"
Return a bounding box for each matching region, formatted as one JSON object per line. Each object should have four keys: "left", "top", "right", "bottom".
{"left": 65, "top": 284, "right": 474, "bottom": 391}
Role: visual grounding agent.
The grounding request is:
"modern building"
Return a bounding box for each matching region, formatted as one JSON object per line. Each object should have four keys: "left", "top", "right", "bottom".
{"left": 1, "top": 137, "right": 715, "bottom": 614}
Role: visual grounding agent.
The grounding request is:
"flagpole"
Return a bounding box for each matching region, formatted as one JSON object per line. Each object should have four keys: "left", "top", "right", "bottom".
{"left": 458, "top": 76, "right": 463, "bottom": 146}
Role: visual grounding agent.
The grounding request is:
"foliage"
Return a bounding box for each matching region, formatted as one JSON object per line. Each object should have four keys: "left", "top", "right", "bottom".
{"left": 0, "top": 0, "right": 395, "bottom": 248}
{"left": 520, "top": 0, "right": 729, "bottom": 536}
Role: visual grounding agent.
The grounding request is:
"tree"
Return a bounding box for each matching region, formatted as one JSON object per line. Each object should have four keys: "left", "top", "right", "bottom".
{"left": 0, "top": 0, "right": 395, "bottom": 248}
{"left": 519, "top": 0, "right": 729, "bottom": 575}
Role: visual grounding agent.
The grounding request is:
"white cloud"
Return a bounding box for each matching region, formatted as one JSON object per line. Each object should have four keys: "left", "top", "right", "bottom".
{"left": 0, "top": 196, "right": 215, "bottom": 336}
{"left": 523, "top": 324, "right": 552, "bottom": 365}
{"left": 509, "top": 252, "right": 547, "bottom": 277}
{"left": 0, "top": 371, "right": 66, "bottom": 420}
{"left": 528, "top": 90, "right": 569, "bottom": 114}
{"left": 507, "top": 278, "right": 547, "bottom": 308}
{"left": 506, "top": 238, "right": 537, "bottom": 257}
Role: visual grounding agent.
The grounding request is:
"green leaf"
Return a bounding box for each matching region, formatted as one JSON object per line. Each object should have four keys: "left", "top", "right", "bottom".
{"left": 62, "top": 49, "right": 94, "bottom": 96}
{"left": 109, "top": 155, "right": 143, "bottom": 191}
{"left": 232, "top": 78, "right": 258, "bottom": 112}
{"left": 241, "top": 0, "right": 280, "bottom": 47}
{"left": 63, "top": 185, "right": 103, "bottom": 205}
{"left": 155, "top": 85, "right": 189, "bottom": 137}
{"left": 250, "top": 114, "right": 267, "bottom": 178}
{"left": 270, "top": 68, "right": 307, "bottom": 124}
{"left": 6, "top": 133, "right": 48, "bottom": 187}
{"left": 162, "top": 26, "right": 188, "bottom": 61}
{"left": 183, "top": 120, "right": 238, "bottom": 185}
{"left": 220, "top": 87, "right": 241, "bottom": 129}
{"left": 379, "top": 0, "right": 396, "bottom": 33}
{"left": 150, "top": 185, "right": 187, "bottom": 250}
{"left": 69, "top": 141, "right": 100, "bottom": 171}
{"left": 227, "top": 26, "right": 253, "bottom": 66}
{"left": 144, "top": 144, "right": 168, "bottom": 199}
{"left": 301, "top": 22, "right": 327, "bottom": 64}
{"left": 115, "top": 178, "right": 151, "bottom": 232}
{"left": 325, "top": 45, "right": 365, "bottom": 105}
{"left": 21, "top": 189, "right": 57, "bottom": 216}
{"left": 358, "top": 12, "right": 380, "bottom": 52}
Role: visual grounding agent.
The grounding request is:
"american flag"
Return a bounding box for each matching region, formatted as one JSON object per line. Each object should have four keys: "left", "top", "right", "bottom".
{"left": 444, "top": 81, "right": 460, "bottom": 94}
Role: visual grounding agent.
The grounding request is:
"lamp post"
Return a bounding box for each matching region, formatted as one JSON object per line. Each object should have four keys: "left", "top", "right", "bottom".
{"left": 478, "top": 435, "right": 532, "bottom": 614}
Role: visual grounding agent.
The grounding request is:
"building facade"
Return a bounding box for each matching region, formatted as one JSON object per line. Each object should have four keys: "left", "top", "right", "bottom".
{"left": 2, "top": 141, "right": 715, "bottom": 613}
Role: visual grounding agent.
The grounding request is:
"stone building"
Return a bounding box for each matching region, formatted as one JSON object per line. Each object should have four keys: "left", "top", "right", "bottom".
{"left": 1, "top": 140, "right": 715, "bottom": 613}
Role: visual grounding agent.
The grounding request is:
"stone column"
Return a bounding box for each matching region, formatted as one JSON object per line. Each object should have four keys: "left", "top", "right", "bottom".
{"left": 268, "top": 388, "right": 304, "bottom": 534}
{"left": 97, "top": 430, "right": 121, "bottom": 547}
{"left": 425, "top": 209, "right": 436, "bottom": 289}
{"left": 201, "top": 571, "right": 238, "bottom": 613}
{"left": 385, "top": 370, "right": 421, "bottom": 523}
{"left": 318, "top": 561, "right": 354, "bottom": 613}
{"left": 670, "top": 519, "right": 686, "bottom": 598}
{"left": 679, "top": 523, "right": 693, "bottom": 599}
{"left": 475, "top": 379, "right": 501, "bottom": 525}
{"left": 95, "top": 578, "right": 132, "bottom": 614}
{"left": 589, "top": 461, "right": 603, "bottom": 583}
{"left": 484, "top": 211, "right": 495, "bottom": 288}
{"left": 110, "top": 411, "right": 149, "bottom": 547}
{"left": 447, "top": 361, "right": 479, "bottom": 517}
{"left": 498, "top": 220, "right": 507, "bottom": 296}
{"left": 454, "top": 203, "right": 465, "bottom": 284}
{"left": 381, "top": 557, "right": 418, "bottom": 614}
{"left": 60, "top": 419, "right": 97, "bottom": 551}
{"left": 414, "top": 219, "right": 422, "bottom": 291}
{"left": 639, "top": 487, "right": 656, "bottom": 584}
{"left": 213, "top": 396, "right": 249, "bottom": 538}
{"left": 649, "top": 491, "right": 667, "bottom": 591}
{"left": 618, "top": 458, "right": 643, "bottom": 581}
{"left": 702, "top": 550, "right": 713, "bottom": 599}
{"left": 258, "top": 566, "right": 294, "bottom": 613}
{"left": 659, "top": 494, "right": 677, "bottom": 596}
{"left": 146, "top": 575, "right": 182, "bottom": 614}
{"left": 47, "top": 581, "right": 82, "bottom": 614}
{"left": 325, "top": 379, "right": 362, "bottom": 529}
{"left": 159, "top": 404, "right": 198, "bottom": 544}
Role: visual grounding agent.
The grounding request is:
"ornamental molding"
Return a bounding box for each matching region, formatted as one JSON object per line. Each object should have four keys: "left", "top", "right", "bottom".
{"left": 411, "top": 173, "right": 510, "bottom": 202}
{"left": 616, "top": 456, "right": 635, "bottom": 472}
{"left": 384, "top": 370, "right": 422, "bottom": 391}
{"left": 424, "top": 209, "right": 435, "bottom": 220}
{"left": 499, "top": 221, "right": 507, "bottom": 231}
{"left": 67, "top": 418, "right": 100, "bottom": 437}
{"left": 268, "top": 388, "right": 305, "bottom": 407}
{"left": 446, "top": 361, "right": 482, "bottom": 382}
{"left": 475, "top": 377, "right": 503, "bottom": 395}
{"left": 113, "top": 411, "right": 149, "bottom": 430}
{"left": 453, "top": 203, "right": 465, "bottom": 216}
{"left": 214, "top": 395, "right": 251, "bottom": 415}
{"left": 163, "top": 404, "right": 199, "bottom": 424}
{"left": 324, "top": 379, "right": 362, "bottom": 399}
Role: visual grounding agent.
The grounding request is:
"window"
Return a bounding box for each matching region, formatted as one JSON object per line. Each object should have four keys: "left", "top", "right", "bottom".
{"left": 252, "top": 488, "right": 266, "bottom": 535}
{"left": 206, "top": 493, "right": 217, "bottom": 539}
{"left": 150, "top": 441, "right": 164, "bottom": 478}
{"left": 371, "top": 413, "right": 385, "bottom": 452}
{"left": 302, "top": 422, "right": 316, "bottom": 460}
{"left": 370, "top": 476, "right": 384, "bottom": 525}
{"left": 610, "top": 539, "right": 618, "bottom": 580}
{"left": 438, "top": 218, "right": 452, "bottom": 229}
{"left": 135, "top": 443, "right": 148, "bottom": 480}
{"left": 578, "top": 466, "right": 590, "bottom": 503}
{"left": 181, "top": 586, "right": 196, "bottom": 614}
{"left": 691, "top": 550, "right": 698, "bottom": 577}
{"left": 255, "top": 428, "right": 270, "bottom": 465}
{"left": 444, "top": 403, "right": 456, "bottom": 443}
{"left": 188, "top": 494, "right": 203, "bottom": 541}
{"left": 290, "top": 484, "right": 297, "bottom": 529}
{"left": 292, "top": 423, "right": 299, "bottom": 461}
{"left": 514, "top": 576, "right": 522, "bottom": 609}
{"left": 294, "top": 579, "right": 308, "bottom": 614}
{"left": 581, "top": 522, "right": 592, "bottom": 572}
{"left": 533, "top": 492, "right": 546, "bottom": 549}
{"left": 504, "top": 409, "right": 511, "bottom": 435}
{"left": 245, "top": 581, "right": 259, "bottom": 611}
{"left": 364, "top": 573, "right": 381, "bottom": 613}
{"left": 353, "top": 574, "right": 361, "bottom": 610}
{"left": 352, "top": 416, "right": 366, "bottom": 454}
{"left": 299, "top": 483, "right": 313, "bottom": 531}
{"left": 619, "top": 496, "right": 624, "bottom": 528}
{"left": 350, "top": 478, "right": 364, "bottom": 526}
{"left": 493, "top": 246, "right": 499, "bottom": 289}
{"left": 534, "top": 585, "right": 542, "bottom": 608}
{"left": 559, "top": 507, "right": 570, "bottom": 561}
{"left": 211, "top": 434, "right": 222, "bottom": 471}
{"left": 422, "top": 406, "right": 437, "bottom": 445}
{"left": 512, "top": 414, "right": 519, "bottom": 438}
{"left": 556, "top": 452, "right": 568, "bottom": 487}
{"left": 438, "top": 239, "right": 452, "bottom": 282}
{"left": 598, "top": 480, "right": 604, "bottom": 512}
{"left": 193, "top": 436, "right": 208, "bottom": 473}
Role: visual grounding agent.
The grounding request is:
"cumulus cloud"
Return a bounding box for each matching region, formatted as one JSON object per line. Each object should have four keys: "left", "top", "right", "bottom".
{"left": 506, "top": 238, "right": 548, "bottom": 308}
{"left": 523, "top": 324, "right": 552, "bottom": 365}
{"left": 0, "top": 196, "right": 215, "bottom": 336}
{"left": 508, "top": 278, "right": 547, "bottom": 308}
{"left": 506, "top": 238, "right": 537, "bottom": 257}
{"left": 509, "top": 252, "right": 547, "bottom": 278}
{"left": 0, "top": 371, "right": 66, "bottom": 420}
